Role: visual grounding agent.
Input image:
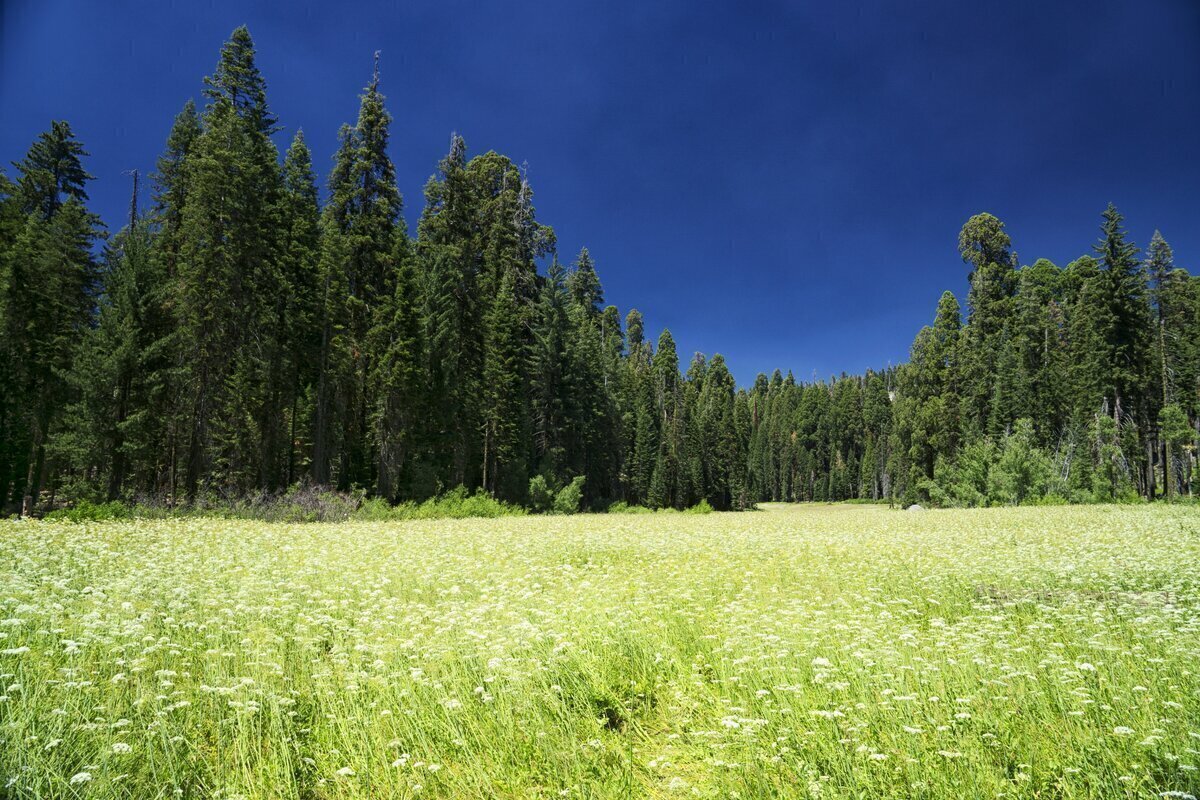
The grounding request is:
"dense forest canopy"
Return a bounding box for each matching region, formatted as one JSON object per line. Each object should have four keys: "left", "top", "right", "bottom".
{"left": 1, "top": 28, "right": 1197, "bottom": 513}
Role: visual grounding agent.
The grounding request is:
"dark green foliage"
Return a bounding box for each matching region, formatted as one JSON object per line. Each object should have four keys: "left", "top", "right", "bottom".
{"left": 553, "top": 475, "right": 586, "bottom": 515}
{"left": 43, "top": 499, "right": 131, "bottom": 523}
{"left": 528, "top": 474, "right": 555, "bottom": 513}
{"left": 13, "top": 120, "right": 94, "bottom": 220}
{"left": 355, "top": 486, "right": 525, "bottom": 520}
{"left": 312, "top": 60, "right": 406, "bottom": 492}
{"left": 6, "top": 31, "right": 1199, "bottom": 515}
{"left": 0, "top": 121, "right": 103, "bottom": 510}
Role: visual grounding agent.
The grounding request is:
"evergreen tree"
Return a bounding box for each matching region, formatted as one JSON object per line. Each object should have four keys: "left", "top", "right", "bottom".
{"left": 52, "top": 193, "right": 164, "bottom": 500}
{"left": 172, "top": 27, "right": 286, "bottom": 497}
{"left": 370, "top": 239, "right": 426, "bottom": 501}
{"left": 530, "top": 259, "right": 571, "bottom": 485}
{"left": 1, "top": 122, "right": 102, "bottom": 510}
{"left": 957, "top": 213, "right": 1015, "bottom": 437}
{"left": 481, "top": 270, "right": 525, "bottom": 498}
{"left": 313, "top": 57, "right": 404, "bottom": 490}
{"left": 1096, "top": 204, "right": 1151, "bottom": 424}
{"left": 278, "top": 131, "right": 323, "bottom": 485}
{"left": 417, "top": 134, "right": 479, "bottom": 489}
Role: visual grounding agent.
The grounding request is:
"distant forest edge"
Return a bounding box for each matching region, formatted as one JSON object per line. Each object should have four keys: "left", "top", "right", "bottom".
{"left": 2, "top": 27, "right": 1198, "bottom": 516}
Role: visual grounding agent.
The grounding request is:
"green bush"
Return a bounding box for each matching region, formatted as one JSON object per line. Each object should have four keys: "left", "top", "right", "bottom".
{"left": 528, "top": 475, "right": 554, "bottom": 514}
{"left": 918, "top": 419, "right": 1069, "bottom": 507}
{"left": 553, "top": 476, "right": 585, "bottom": 515}
{"left": 607, "top": 501, "right": 653, "bottom": 514}
{"left": 351, "top": 486, "right": 526, "bottom": 521}
{"left": 44, "top": 500, "right": 131, "bottom": 523}
{"left": 988, "top": 419, "right": 1054, "bottom": 505}
{"left": 684, "top": 499, "right": 714, "bottom": 514}
{"left": 354, "top": 497, "right": 395, "bottom": 521}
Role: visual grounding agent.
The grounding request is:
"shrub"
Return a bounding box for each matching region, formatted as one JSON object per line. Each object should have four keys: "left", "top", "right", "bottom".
{"left": 44, "top": 500, "right": 131, "bottom": 523}
{"left": 607, "top": 501, "right": 653, "bottom": 514}
{"left": 351, "top": 487, "right": 526, "bottom": 521}
{"left": 528, "top": 475, "right": 554, "bottom": 514}
{"left": 684, "top": 499, "right": 714, "bottom": 514}
{"left": 223, "top": 485, "right": 362, "bottom": 523}
{"left": 354, "top": 497, "right": 395, "bottom": 521}
{"left": 553, "top": 476, "right": 585, "bottom": 515}
{"left": 988, "top": 419, "right": 1054, "bottom": 506}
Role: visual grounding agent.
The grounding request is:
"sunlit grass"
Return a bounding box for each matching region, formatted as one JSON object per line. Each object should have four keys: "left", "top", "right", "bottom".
{"left": 1, "top": 504, "right": 1198, "bottom": 798}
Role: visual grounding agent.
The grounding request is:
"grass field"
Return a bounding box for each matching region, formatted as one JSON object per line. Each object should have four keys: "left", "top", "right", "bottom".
{"left": 1, "top": 505, "right": 1198, "bottom": 799}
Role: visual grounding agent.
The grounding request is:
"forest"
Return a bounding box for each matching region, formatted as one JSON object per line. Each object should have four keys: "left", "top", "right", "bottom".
{"left": 1, "top": 27, "right": 1197, "bottom": 515}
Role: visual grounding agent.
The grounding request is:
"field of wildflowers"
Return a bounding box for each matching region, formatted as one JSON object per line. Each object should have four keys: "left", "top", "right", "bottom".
{"left": 1, "top": 504, "right": 1198, "bottom": 798}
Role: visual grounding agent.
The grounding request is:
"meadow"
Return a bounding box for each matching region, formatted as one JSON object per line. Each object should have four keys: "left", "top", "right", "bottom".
{"left": 1, "top": 504, "right": 1198, "bottom": 799}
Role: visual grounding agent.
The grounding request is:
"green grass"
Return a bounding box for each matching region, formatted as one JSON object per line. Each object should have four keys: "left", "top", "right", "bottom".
{"left": 1, "top": 505, "right": 1198, "bottom": 798}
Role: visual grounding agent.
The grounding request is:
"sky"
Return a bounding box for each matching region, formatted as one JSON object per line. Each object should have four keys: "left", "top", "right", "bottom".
{"left": 2, "top": 0, "right": 1199, "bottom": 385}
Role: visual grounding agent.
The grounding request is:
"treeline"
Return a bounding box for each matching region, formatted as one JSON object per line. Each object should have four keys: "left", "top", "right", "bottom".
{"left": 755, "top": 210, "right": 1200, "bottom": 506}
{"left": 1, "top": 28, "right": 1197, "bottom": 514}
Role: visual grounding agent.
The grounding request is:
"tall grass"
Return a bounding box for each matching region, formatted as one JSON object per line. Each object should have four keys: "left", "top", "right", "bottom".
{"left": 0, "top": 505, "right": 1197, "bottom": 798}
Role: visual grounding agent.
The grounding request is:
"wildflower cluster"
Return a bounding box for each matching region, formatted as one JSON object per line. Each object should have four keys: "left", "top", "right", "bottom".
{"left": 0, "top": 505, "right": 1197, "bottom": 797}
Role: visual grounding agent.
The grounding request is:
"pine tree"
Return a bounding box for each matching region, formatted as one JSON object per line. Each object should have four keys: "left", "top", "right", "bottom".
{"left": 1095, "top": 205, "right": 1154, "bottom": 496}
{"left": 902, "top": 292, "right": 960, "bottom": 483}
{"left": 1096, "top": 205, "right": 1150, "bottom": 422}
{"left": 1011, "top": 259, "right": 1069, "bottom": 440}
{"left": 173, "top": 27, "right": 286, "bottom": 497}
{"left": 370, "top": 237, "right": 426, "bottom": 501}
{"left": 203, "top": 26, "right": 277, "bottom": 136}
{"left": 14, "top": 120, "right": 93, "bottom": 220}
{"left": 650, "top": 329, "right": 682, "bottom": 507}
{"left": 564, "top": 248, "right": 615, "bottom": 503}
{"left": 481, "top": 270, "right": 525, "bottom": 498}
{"left": 566, "top": 246, "right": 602, "bottom": 318}
{"left": 530, "top": 259, "right": 570, "bottom": 485}
{"left": 153, "top": 100, "right": 201, "bottom": 275}
{"left": 1066, "top": 256, "right": 1111, "bottom": 418}
{"left": 696, "top": 353, "right": 737, "bottom": 508}
{"left": 312, "top": 57, "right": 404, "bottom": 490}
{"left": 625, "top": 314, "right": 658, "bottom": 505}
{"left": 278, "top": 131, "right": 323, "bottom": 485}
{"left": 957, "top": 213, "right": 1015, "bottom": 437}
{"left": 52, "top": 186, "right": 164, "bottom": 500}
{"left": 0, "top": 170, "right": 23, "bottom": 506}
{"left": 417, "top": 134, "right": 479, "bottom": 489}
{"left": 2, "top": 122, "right": 102, "bottom": 510}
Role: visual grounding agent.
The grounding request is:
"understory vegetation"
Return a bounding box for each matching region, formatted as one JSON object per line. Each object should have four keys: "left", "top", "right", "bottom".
{"left": 40, "top": 483, "right": 719, "bottom": 524}
{"left": 1, "top": 504, "right": 1198, "bottom": 798}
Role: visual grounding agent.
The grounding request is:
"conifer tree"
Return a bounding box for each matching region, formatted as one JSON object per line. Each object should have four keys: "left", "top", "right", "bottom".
{"left": 530, "top": 259, "right": 570, "bottom": 485}
{"left": 173, "top": 27, "right": 286, "bottom": 497}
{"left": 481, "top": 270, "right": 525, "bottom": 498}
{"left": 417, "top": 134, "right": 479, "bottom": 489}
{"left": 2, "top": 122, "right": 102, "bottom": 510}
{"left": 957, "top": 213, "right": 1015, "bottom": 437}
{"left": 52, "top": 195, "right": 163, "bottom": 499}
{"left": 1096, "top": 204, "right": 1151, "bottom": 424}
{"left": 313, "top": 57, "right": 404, "bottom": 490}
{"left": 0, "top": 170, "right": 22, "bottom": 506}
{"left": 277, "top": 131, "right": 323, "bottom": 485}
{"left": 370, "top": 239, "right": 426, "bottom": 501}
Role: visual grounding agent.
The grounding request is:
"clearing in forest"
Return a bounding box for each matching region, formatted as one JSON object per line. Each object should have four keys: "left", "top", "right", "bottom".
{"left": 1, "top": 504, "right": 1198, "bottom": 798}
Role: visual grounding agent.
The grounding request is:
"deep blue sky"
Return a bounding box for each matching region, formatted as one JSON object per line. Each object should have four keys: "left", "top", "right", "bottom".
{"left": 3, "top": 0, "right": 1199, "bottom": 384}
